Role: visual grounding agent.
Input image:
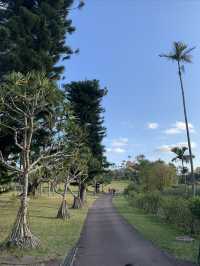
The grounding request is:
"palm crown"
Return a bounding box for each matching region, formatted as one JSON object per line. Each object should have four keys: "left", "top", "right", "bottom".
{"left": 160, "top": 42, "right": 195, "bottom": 63}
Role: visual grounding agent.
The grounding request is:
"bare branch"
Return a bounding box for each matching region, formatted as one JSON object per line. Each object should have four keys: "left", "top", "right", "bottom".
{"left": 0, "top": 122, "right": 16, "bottom": 131}
{"left": 14, "top": 130, "right": 24, "bottom": 150}
{"left": 29, "top": 151, "right": 69, "bottom": 171}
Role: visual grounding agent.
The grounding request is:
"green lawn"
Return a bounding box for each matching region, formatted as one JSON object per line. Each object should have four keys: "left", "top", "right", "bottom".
{"left": 0, "top": 191, "right": 96, "bottom": 263}
{"left": 113, "top": 195, "right": 199, "bottom": 263}
{"left": 105, "top": 180, "right": 129, "bottom": 192}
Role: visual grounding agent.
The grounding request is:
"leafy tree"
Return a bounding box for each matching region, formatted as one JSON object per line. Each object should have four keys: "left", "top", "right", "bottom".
{"left": 64, "top": 80, "right": 107, "bottom": 202}
{"left": 139, "top": 161, "right": 176, "bottom": 192}
{"left": 160, "top": 42, "right": 196, "bottom": 196}
{"left": 0, "top": 72, "right": 65, "bottom": 248}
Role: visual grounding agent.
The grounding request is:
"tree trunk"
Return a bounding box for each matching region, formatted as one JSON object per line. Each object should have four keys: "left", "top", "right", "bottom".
{"left": 178, "top": 61, "right": 195, "bottom": 197}
{"left": 80, "top": 183, "right": 86, "bottom": 204}
{"left": 72, "top": 196, "right": 82, "bottom": 209}
{"left": 57, "top": 183, "right": 70, "bottom": 219}
{"left": 48, "top": 181, "right": 50, "bottom": 197}
{"left": 28, "top": 181, "right": 39, "bottom": 197}
{"left": 7, "top": 173, "right": 40, "bottom": 249}
{"left": 181, "top": 159, "right": 187, "bottom": 194}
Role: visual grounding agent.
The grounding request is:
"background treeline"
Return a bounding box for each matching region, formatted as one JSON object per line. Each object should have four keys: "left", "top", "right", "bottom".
{"left": 115, "top": 155, "right": 200, "bottom": 235}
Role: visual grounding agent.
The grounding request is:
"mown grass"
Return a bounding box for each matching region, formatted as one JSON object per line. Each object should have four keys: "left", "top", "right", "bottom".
{"left": 0, "top": 190, "right": 96, "bottom": 262}
{"left": 105, "top": 179, "right": 129, "bottom": 192}
{"left": 113, "top": 195, "right": 199, "bottom": 263}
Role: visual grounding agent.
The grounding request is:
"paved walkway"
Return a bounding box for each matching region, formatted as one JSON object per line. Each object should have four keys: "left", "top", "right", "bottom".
{"left": 73, "top": 195, "right": 196, "bottom": 266}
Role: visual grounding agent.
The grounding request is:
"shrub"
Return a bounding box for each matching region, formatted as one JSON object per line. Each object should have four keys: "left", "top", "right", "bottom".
{"left": 124, "top": 183, "right": 138, "bottom": 195}
{"left": 134, "top": 191, "right": 162, "bottom": 214}
{"left": 189, "top": 197, "right": 200, "bottom": 219}
{"left": 162, "top": 197, "right": 193, "bottom": 232}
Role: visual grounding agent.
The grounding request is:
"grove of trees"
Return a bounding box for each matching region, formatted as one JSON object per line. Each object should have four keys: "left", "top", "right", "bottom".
{"left": 0, "top": 0, "right": 109, "bottom": 250}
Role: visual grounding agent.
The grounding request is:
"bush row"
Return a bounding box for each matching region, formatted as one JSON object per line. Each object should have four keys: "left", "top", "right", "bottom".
{"left": 125, "top": 187, "right": 200, "bottom": 234}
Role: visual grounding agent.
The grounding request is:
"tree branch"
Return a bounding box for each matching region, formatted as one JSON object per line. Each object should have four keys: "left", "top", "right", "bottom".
{"left": 0, "top": 151, "right": 22, "bottom": 173}
{"left": 14, "top": 130, "right": 24, "bottom": 150}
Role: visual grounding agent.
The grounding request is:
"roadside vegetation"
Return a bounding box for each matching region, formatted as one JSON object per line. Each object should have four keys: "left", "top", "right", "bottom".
{"left": 114, "top": 196, "right": 199, "bottom": 263}
{"left": 113, "top": 154, "right": 200, "bottom": 264}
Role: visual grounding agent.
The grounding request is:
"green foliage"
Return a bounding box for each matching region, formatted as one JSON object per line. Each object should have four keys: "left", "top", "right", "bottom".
{"left": 190, "top": 197, "right": 200, "bottom": 219}
{"left": 114, "top": 196, "right": 199, "bottom": 263}
{"left": 133, "top": 192, "right": 162, "bottom": 215}
{"left": 126, "top": 184, "right": 197, "bottom": 233}
{"left": 0, "top": 183, "right": 12, "bottom": 194}
{"left": 124, "top": 183, "right": 134, "bottom": 195}
{"left": 162, "top": 197, "right": 193, "bottom": 232}
{"left": 0, "top": 0, "right": 76, "bottom": 79}
{"left": 65, "top": 80, "right": 107, "bottom": 182}
{"left": 140, "top": 160, "right": 177, "bottom": 192}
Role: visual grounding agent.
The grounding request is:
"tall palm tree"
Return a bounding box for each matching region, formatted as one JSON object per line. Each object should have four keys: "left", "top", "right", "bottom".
{"left": 160, "top": 42, "right": 196, "bottom": 196}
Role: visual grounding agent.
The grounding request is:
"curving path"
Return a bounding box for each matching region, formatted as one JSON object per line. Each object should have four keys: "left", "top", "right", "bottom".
{"left": 73, "top": 194, "right": 196, "bottom": 266}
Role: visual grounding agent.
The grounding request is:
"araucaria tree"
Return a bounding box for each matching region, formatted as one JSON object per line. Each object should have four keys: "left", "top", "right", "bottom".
{"left": 65, "top": 80, "right": 107, "bottom": 204}
{"left": 0, "top": 72, "right": 64, "bottom": 248}
{"left": 160, "top": 42, "right": 196, "bottom": 196}
{"left": 0, "top": 0, "right": 80, "bottom": 79}
{"left": 0, "top": 0, "right": 83, "bottom": 187}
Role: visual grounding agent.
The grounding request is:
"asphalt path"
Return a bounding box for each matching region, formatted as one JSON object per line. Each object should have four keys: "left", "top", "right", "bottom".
{"left": 73, "top": 194, "right": 196, "bottom": 266}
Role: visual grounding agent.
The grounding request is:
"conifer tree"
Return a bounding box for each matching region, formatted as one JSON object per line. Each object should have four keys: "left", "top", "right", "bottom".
{"left": 0, "top": 0, "right": 81, "bottom": 79}
{"left": 65, "top": 80, "right": 107, "bottom": 202}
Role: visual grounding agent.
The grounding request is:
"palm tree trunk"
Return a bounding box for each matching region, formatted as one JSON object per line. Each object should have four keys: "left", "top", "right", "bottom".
{"left": 178, "top": 61, "right": 195, "bottom": 197}
{"left": 181, "top": 159, "right": 187, "bottom": 193}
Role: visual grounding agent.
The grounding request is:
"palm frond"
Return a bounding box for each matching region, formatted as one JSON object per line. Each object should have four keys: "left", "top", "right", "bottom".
{"left": 184, "top": 46, "right": 196, "bottom": 55}
{"left": 181, "top": 54, "right": 192, "bottom": 63}
{"left": 160, "top": 41, "right": 194, "bottom": 64}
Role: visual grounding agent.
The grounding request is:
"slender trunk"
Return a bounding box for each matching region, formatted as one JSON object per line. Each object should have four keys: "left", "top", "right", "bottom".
{"left": 6, "top": 116, "right": 40, "bottom": 248}
{"left": 68, "top": 186, "right": 82, "bottom": 209}
{"left": 72, "top": 196, "right": 82, "bottom": 209}
{"left": 7, "top": 173, "right": 40, "bottom": 248}
{"left": 80, "top": 183, "right": 86, "bottom": 204}
{"left": 178, "top": 61, "right": 195, "bottom": 197}
{"left": 57, "top": 182, "right": 70, "bottom": 219}
{"left": 181, "top": 159, "right": 187, "bottom": 193}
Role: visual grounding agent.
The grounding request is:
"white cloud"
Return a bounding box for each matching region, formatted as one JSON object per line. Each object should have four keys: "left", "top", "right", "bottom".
{"left": 112, "top": 138, "right": 128, "bottom": 147}
{"left": 157, "top": 142, "right": 197, "bottom": 153}
{"left": 165, "top": 121, "right": 195, "bottom": 135}
{"left": 105, "top": 137, "right": 128, "bottom": 155}
{"left": 148, "top": 122, "right": 159, "bottom": 129}
{"left": 106, "top": 147, "right": 126, "bottom": 154}
{"left": 113, "top": 147, "right": 126, "bottom": 153}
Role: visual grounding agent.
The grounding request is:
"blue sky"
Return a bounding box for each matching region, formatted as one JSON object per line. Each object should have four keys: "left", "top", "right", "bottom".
{"left": 64, "top": 0, "right": 200, "bottom": 166}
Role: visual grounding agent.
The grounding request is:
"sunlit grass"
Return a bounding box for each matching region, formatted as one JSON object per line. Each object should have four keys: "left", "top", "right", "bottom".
{"left": 105, "top": 180, "right": 129, "bottom": 192}
{"left": 0, "top": 190, "right": 96, "bottom": 261}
